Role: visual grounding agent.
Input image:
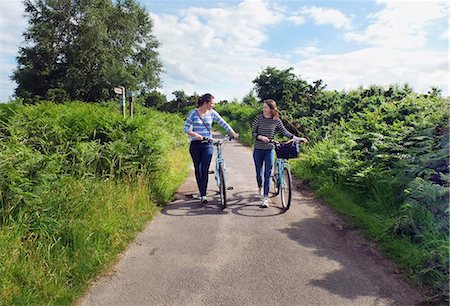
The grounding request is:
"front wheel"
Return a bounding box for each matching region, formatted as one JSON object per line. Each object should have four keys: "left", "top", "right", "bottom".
{"left": 280, "top": 165, "right": 292, "bottom": 211}
{"left": 218, "top": 163, "right": 227, "bottom": 209}
{"left": 272, "top": 172, "right": 280, "bottom": 196}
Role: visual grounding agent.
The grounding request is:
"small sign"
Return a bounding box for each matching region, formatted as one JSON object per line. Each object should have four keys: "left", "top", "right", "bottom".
{"left": 126, "top": 91, "right": 134, "bottom": 97}
{"left": 114, "top": 87, "right": 123, "bottom": 95}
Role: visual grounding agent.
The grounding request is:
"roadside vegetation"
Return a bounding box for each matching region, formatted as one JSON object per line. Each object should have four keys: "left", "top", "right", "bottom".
{"left": 213, "top": 67, "right": 449, "bottom": 303}
{"left": 5, "top": 0, "right": 448, "bottom": 302}
{"left": 0, "top": 101, "right": 190, "bottom": 304}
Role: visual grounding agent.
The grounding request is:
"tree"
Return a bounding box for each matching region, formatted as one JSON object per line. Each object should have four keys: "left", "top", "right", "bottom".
{"left": 252, "top": 67, "right": 324, "bottom": 111}
{"left": 242, "top": 90, "right": 258, "bottom": 105}
{"left": 12, "top": 0, "right": 162, "bottom": 102}
{"left": 142, "top": 90, "right": 167, "bottom": 108}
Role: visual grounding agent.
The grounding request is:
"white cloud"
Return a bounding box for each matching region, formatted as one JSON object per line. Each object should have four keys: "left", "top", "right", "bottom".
{"left": 300, "top": 6, "right": 352, "bottom": 30}
{"left": 293, "top": 48, "right": 448, "bottom": 95}
{"left": 0, "top": 1, "right": 26, "bottom": 101}
{"left": 0, "top": 61, "right": 16, "bottom": 102}
{"left": 286, "top": 15, "right": 306, "bottom": 25}
{"left": 1, "top": 0, "right": 448, "bottom": 102}
{"left": 440, "top": 29, "right": 449, "bottom": 40}
{"left": 151, "top": 0, "right": 287, "bottom": 100}
{"left": 345, "top": 1, "right": 448, "bottom": 49}
{"left": 152, "top": 0, "right": 448, "bottom": 100}
{"left": 294, "top": 46, "right": 321, "bottom": 58}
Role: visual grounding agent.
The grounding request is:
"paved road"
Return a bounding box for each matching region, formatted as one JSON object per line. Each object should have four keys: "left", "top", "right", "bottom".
{"left": 79, "top": 134, "right": 423, "bottom": 305}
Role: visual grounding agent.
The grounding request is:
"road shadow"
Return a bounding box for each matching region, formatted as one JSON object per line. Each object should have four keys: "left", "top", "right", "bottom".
{"left": 277, "top": 191, "right": 425, "bottom": 305}
{"left": 226, "top": 190, "right": 286, "bottom": 217}
{"left": 165, "top": 189, "right": 287, "bottom": 218}
{"left": 162, "top": 189, "right": 228, "bottom": 216}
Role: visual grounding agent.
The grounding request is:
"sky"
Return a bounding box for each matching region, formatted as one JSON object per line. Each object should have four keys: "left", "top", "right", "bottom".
{"left": 0, "top": 0, "right": 448, "bottom": 102}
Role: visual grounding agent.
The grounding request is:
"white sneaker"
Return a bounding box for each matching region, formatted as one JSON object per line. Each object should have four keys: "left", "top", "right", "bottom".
{"left": 200, "top": 196, "right": 208, "bottom": 204}
{"left": 261, "top": 197, "right": 269, "bottom": 208}
{"left": 257, "top": 188, "right": 263, "bottom": 198}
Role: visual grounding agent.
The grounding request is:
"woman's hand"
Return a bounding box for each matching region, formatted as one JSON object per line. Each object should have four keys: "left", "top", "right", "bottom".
{"left": 187, "top": 130, "right": 204, "bottom": 141}
{"left": 292, "top": 136, "right": 308, "bottom": 143}
{"left": 231, "top": 131, "right": 239, "bottom": 139}
{"left": 258, "top": 135, "right": 270, "bottom": 143}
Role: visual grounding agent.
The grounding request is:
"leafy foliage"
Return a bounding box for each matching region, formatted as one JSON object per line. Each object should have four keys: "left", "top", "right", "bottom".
{"left": 0, "top": 102, "right": 190, "bottom": 304}
{"left": 216, "top": 67, "right": 449, "bottom": 302}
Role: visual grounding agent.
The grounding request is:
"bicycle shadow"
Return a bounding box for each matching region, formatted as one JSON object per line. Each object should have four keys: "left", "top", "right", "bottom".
{"left": 162, "top": 188, "right": 287, "bottom": 217}
{"left": 225, "top": 190, "right": 287, "bottom": 217}
{"left": 161, "top": 189, "right": 228, "bottom": 217}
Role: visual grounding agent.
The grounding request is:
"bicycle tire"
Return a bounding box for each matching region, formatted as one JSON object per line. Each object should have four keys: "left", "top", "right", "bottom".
{"left": 218, "top": 163, "right": 227, "bottom": 209}
{"left": 280, "top": 165, "right": 292, "bottom": 210}
{"left": 272, "top": 172, "right": 280, "bottom": 196}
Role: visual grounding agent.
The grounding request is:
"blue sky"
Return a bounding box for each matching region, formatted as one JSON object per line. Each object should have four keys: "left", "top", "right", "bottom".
{"left": 0, "top": 0, "right": 448, "bottom": 102}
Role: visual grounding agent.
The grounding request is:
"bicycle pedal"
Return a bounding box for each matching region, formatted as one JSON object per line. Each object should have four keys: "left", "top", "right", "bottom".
{"left": 227, "top": 186, "right": 233, "bottom": 190}
{"left": 208, "top": 171, "right": 215, "bottom": 174}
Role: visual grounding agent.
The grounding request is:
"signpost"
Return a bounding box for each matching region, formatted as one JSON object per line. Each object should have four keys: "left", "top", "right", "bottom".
{"left": 114, "top": 86, "right": 126, "bottom": 118}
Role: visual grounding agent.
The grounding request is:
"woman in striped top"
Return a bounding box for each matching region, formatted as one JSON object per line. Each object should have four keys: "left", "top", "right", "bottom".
{"left": 252, "top": 99, "right": 307, "bottom": 208}
{"left": 184, "top": 93, "right": 239, "bottom": 204}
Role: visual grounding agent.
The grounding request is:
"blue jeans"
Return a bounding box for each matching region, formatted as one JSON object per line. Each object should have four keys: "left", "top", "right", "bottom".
{"left": 190, "top": 142, "right": 214, "bottom": 197}
{"left": 253, "top": 148, "right": 274, "bottom": 197}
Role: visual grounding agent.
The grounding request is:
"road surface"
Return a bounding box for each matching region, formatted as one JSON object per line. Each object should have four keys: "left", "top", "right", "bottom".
{"left": 79, "top": 134, "right": 423, "bottom": 305}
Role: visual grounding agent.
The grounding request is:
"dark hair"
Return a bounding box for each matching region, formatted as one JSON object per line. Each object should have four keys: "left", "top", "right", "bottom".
{"left": 263, "top": 99, "right": 280, "bottom": 119}
{"left": 197, "top": 93, "right": 214, "bottom": 107}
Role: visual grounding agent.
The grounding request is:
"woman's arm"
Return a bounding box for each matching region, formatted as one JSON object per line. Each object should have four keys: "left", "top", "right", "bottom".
{"left": 213, "top": 110, "right": 238, "bottom": 138}
{"left": 251, "top": 115, "right": 259, "bottom": 139}
{"left": 252, "top": 115, "right": 269, "bottom": 143}
{"left": 275, "top": 118, "right": 308, "bottom": 143}
{"left": 184, "top": 110, "right": 203, "bottom": 140}
{"left": 275, "top": 118, "right": 293, "bottom": 139}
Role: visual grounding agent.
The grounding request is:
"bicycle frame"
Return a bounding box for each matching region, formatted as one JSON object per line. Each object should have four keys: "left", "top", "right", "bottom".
{"left": 271, "top": 139, "right": 302, "bottom": 210}
{"left": 203, "top": 135, "right": 232, "bottom": 208}
{"left": 275, "top": 158, "right": 289, "bottom": 191}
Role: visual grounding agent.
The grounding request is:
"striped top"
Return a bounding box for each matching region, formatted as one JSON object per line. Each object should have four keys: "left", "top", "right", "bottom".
{"left": 252, "top": 114, "right": 293, "bottom": 150}
{"left": 184, "top": 109, "right": 232, "bottom": 141}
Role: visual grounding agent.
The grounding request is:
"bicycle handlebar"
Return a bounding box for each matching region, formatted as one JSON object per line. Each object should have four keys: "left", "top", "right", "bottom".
{"left": 269, "top": 138, "right": 305, "bottom": 146}
{"left": 201, "top": 134, "right": 234, "bottom": 145}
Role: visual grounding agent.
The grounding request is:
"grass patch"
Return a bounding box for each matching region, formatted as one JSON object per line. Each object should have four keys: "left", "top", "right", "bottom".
{"left": 0, "top": 175, "right": 184, "bottom": 305}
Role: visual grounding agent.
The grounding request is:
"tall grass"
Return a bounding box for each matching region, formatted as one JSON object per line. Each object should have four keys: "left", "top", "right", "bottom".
{"left": 0, "top": 101, "right": 190, "bottom": 304}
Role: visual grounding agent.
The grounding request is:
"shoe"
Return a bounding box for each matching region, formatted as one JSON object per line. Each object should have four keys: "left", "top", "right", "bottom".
{"left": 261, "top": 197, "right": 269, "bottom": 208}
{"left": 200, "top": 196, "right": 208, "bottom": 204}
{"left": 257, "top": 188, "right": 263, "bottom": 198}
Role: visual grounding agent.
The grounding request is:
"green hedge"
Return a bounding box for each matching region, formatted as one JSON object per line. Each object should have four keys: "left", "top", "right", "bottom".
{"left": 0, "top": 101, "right": 190, "bottom": 304}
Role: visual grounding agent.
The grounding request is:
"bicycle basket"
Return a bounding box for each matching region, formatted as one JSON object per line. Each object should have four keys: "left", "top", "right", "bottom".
{"left": 275, "top": 142, "right": 299, "bottom": 159}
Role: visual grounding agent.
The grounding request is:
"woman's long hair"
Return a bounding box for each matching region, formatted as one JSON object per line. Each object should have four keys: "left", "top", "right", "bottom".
{"left": 263, "top": 99, "right": 280, "bottom": 119}
{"left": 197, "top": 93, "right": 214, "bottom": 107}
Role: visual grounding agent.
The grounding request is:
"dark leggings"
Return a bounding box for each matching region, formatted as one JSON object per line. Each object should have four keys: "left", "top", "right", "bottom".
{"left": 189, "top": 142, "right": 214, "bottom": 197}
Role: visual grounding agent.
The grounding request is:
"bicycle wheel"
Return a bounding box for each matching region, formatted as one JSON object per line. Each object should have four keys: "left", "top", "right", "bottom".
{"left": 218, "top": 163, "right": 227, "bottom": 209}
{"left": 272, "top": 167, "right": 280, "bottom": 196}
{"left": 280, "top": 164, "right": 292, "bottom": 210}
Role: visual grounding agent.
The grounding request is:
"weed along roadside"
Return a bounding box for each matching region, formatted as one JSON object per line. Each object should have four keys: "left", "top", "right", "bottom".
{"left": 0, "top": 101, "right": 190, "bottom": 305}
{"left": 214, "top": 87, "right": 450, "bottom": 304}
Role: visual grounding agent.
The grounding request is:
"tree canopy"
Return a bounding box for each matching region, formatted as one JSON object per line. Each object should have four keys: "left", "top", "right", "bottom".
{"left": 12, "top": 0, "right": 162, "bottom": 103}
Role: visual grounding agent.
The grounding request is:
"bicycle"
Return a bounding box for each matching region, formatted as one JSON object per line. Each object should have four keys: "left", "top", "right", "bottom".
{"left": 271, "top": 139, "right": 303, "bottom": 211}
{"left": 203, "top": 135, "right": 233, "bottom": 209}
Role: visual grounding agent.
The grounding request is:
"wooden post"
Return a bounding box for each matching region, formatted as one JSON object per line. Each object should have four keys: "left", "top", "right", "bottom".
{"left": 127, "top": 91, "right": 134, "bottom": 118}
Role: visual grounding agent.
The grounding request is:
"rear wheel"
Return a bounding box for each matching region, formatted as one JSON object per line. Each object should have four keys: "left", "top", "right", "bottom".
{"left": 280, "top": 165, "right": 292, "bottom": 210}
{"left": 272, "top": 171, "right": 280, "bottom": 196}
{"left": 218, "top": 163, "right": 227, "bottom": 209}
